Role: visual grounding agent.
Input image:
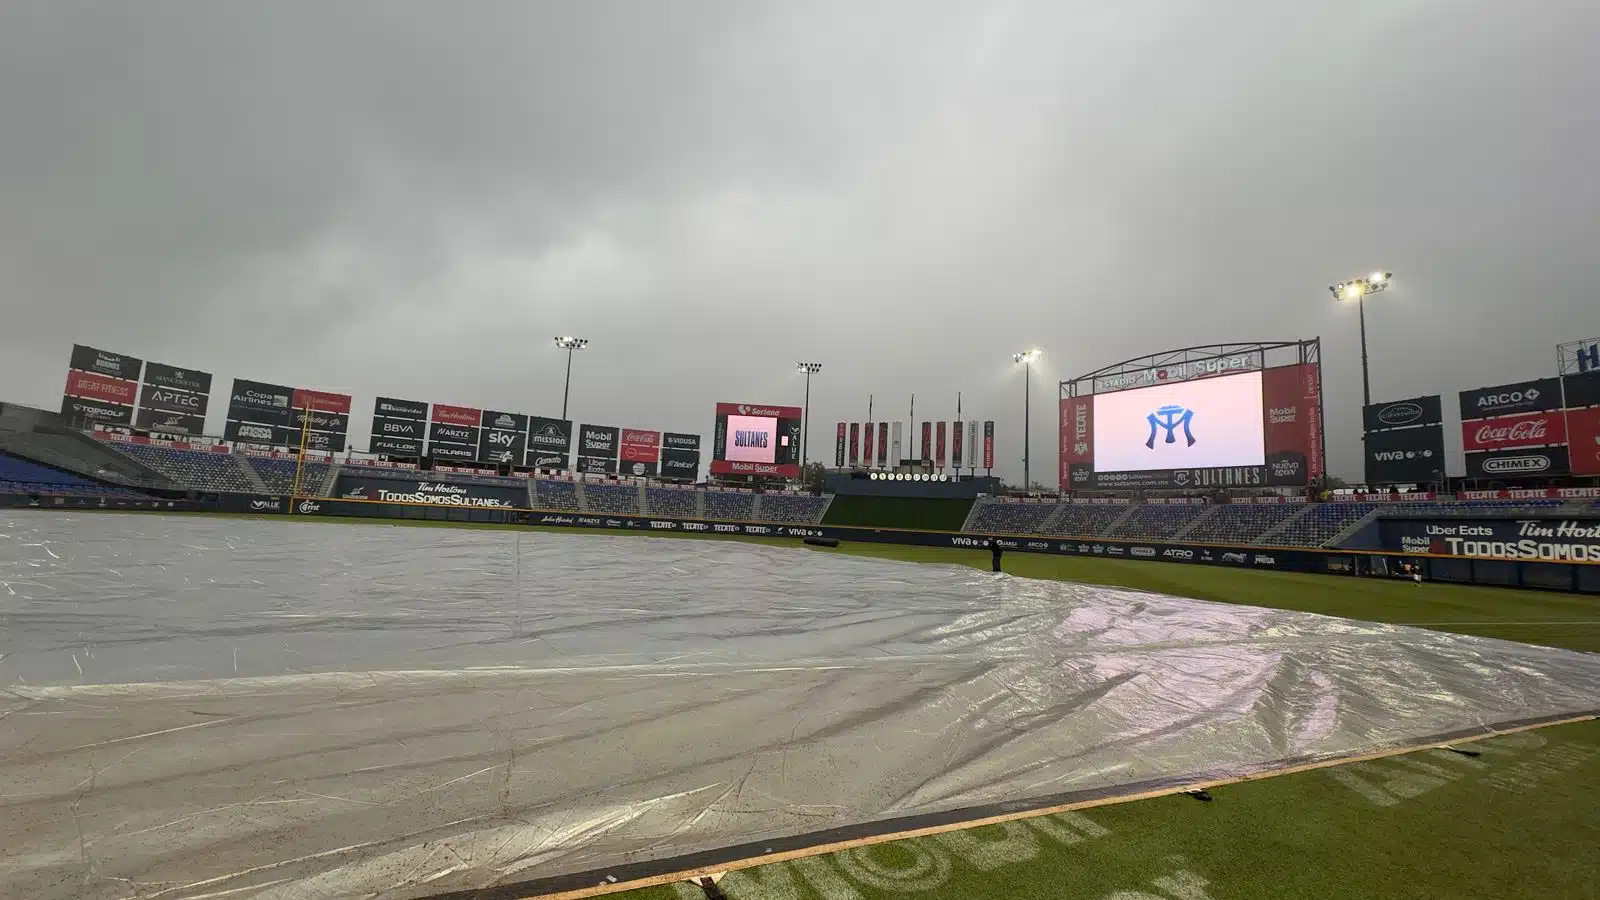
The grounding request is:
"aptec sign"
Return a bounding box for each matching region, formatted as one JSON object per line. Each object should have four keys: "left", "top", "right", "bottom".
{"left": 1461, "top": 411, "right": 1567, "bottom": 452}
{"left": 139, "top": 383, "right": 209, "bottom": 415}
{"left": 65, "top": 370, "right": 137, "bottom": 405}
{"left": 1459, "top": 377, "right": 1560, "bottom": 419}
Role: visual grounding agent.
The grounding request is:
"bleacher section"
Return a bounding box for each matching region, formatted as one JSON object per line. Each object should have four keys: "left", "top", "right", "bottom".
{"left": 758, "top": 493, "right": 830, "bottom": 525}
{"left": 647, "top": 487, "right": 698, "bottom": 518}
{"left": 244, "top": 457, "right": 336, "bottom": 495}
{"left": 966, "top": 501, "right": 1054, "bottom": 535}
{"left": 1271, "top": 503, "right": 1376, "bottom": 547}
{"left": 0, "top": 430, "right": 170, "bottom": 488}
{"left": 1183, "top": 504, "right": 1303, "bottom": 545}
{"left": 104, "top": 443, "right": 258, "bottom": 493}
{"left": 1, "top": 452, "right": 148, "bottom": 498}
{"left": 1109, "top": 504, "right": 1209, "bottom": 541}
{"left": 584, "top": 482, "right": 641, "bottom": 515}
{"left": 534, "top": 479, "right": 580, "bottom": 511}
{"left": 704, "top": 490, "right": 755, "bottom": 521}
{"left": 1041, "top": 504, "right": 1128, "bottom": 538}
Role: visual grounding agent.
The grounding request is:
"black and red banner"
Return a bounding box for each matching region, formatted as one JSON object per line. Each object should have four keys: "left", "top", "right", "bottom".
{"left": 1564, "top": 406, "right": 1600, "bottom": 475}
{"left": 65, "top": 370, "right": 137, "bottom": 406}
{"left": 951, "top": 420, "right": 963, "bottom": 469}
{"left": 983, "top": 420, "right": 995, "bottom": 470}
{"left": 1059, "top": 396, "right": 1093, "bottom": 490}
{"left": 877, "top": 422, "right": 889, "bottom": 467}
{"left": 1260, "top": 362, "right": 1321, "bottom": 486}
{"left": 849, "top": 422, "right": 860, "bottom": 466}
{"left": 862, "top": 422, "right": 875, "bottom": 467}
{"left": 429, "top": 404, "right": 481, "bottom": 458}
{"left": 935, "top": 421, "right": 947, "bottom": 469}
{"left": 710, "top": 402, "right": 802, "bottom": 478}
{"left": 920, "top": 422, "right": 932, "bottom": 464}
{"left": 620, "top": 429, "right": 661, "bottom": 463}
{"left": 835, "top": 422, "right": 846, "bottom": 467}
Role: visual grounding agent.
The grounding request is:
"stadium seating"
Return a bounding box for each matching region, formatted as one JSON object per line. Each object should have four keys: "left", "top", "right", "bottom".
{"left": 966, "top": 500, "right": 1054, "bottom": 535}
{"left": 243, "top": 457, "right": 336, "bottom": 495}
{"left": 0, "top": 452, "right": 148, "bottom": 497}
{"left": 1109, "top": 504, "right": 1209, "bottom": 541}
{"left": 1271, "top": 502, "right": 1376, "bottom": 547}
{"left": 1040, "top": 504, "right": 1128, "bottom": 538}
{"left": 757, "top": 493, "right": 830, "bottom": 525}
{"left": 103, "top": 443, "right": 258, "bottom": 493}
{"left": 704, "top": 489, "right": 755, "bottom": 521}
{"left": 0, "top": 430, "right": 170, "bottom": 488}
{"left": 534, "top": 479, "right": 580, "bottom": 511}
{"left": 583, "top": 482, "right": 641, "bottom": 515}
{"left": 646, "top": 487, "right": 698, "bottom": 518}
{"left": 1183, "top": 504, "right": 1304, "bottom": 545}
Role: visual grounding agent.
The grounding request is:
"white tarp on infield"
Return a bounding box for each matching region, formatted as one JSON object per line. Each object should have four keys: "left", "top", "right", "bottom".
{"left": 1, "top": 512, "right": 1596, "bottom": 899}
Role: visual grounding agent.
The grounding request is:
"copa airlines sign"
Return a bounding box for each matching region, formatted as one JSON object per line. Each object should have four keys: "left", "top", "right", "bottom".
{"left": 1096, "top": 353, "right": 1261, "bottom": 392}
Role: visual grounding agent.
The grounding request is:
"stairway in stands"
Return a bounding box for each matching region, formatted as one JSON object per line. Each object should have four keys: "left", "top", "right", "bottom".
{"left": 233, "top": 456, "right": 270, "bottom": 493}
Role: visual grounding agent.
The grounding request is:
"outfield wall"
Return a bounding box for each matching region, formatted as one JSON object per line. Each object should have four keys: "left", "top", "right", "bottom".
{"left": 4, "top": 491, "right": 1597, "bottom": 594}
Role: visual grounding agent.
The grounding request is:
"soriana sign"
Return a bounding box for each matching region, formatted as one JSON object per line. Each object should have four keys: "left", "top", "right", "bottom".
{"left": 1461, "top": 410, "right": 1567, "bottom": 452}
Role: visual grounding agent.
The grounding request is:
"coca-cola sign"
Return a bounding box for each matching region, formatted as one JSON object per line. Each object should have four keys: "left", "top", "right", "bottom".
{"left": 1461, "top": 411, "right": 1567, "bottom": 452}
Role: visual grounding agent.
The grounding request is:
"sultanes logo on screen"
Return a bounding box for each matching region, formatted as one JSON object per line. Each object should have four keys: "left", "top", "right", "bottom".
{"left": 733, "top": 430, "right": 769, "bottom": 449}
{"left": 1145, "top": 405, "right": 1196, "bottom": 449}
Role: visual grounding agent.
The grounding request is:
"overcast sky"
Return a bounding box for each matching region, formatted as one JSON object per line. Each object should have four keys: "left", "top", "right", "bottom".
{"left": 3, "top": 1, "right": 1596, "bottom": 483}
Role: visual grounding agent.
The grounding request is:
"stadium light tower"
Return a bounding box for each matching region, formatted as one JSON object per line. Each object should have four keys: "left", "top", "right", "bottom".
{"left": 797, "top": 362, "right": 823, "bottom": 472}
{"left": 1327, "top": 273, "right": 1391, "bottom": 408}
{"left": 1013, "top": 349, "right": 1041, "bottom": 490}
{"left": 553, "top": 337, "right": 588, "bottom": 420}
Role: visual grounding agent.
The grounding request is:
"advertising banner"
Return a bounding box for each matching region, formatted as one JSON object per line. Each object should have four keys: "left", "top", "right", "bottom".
{"left": 526, "top": 417, "right": 573, "bottom": 469}
{"left": 1461, "top": 410, "right": 1567, "bottom": 452}
{"left": 620, "top": 429, "right": 661, "bottom": 463}
{"left": 375, "top": 397, "right": 429, "bottom": 420}
{"left": 920, "top": 422, "right": 932, "bottom": 464}
{"left": 134, "top": 408, "right": 205, "bottom": 436}
{"left": 65, "top": 370, "right": 137, "bottom": 406}
{"left": 620, "top": 459, "right": 659, "bottom": 477}
{"left": 983, "top": 420, "right": 995, "bottom": 470}
{"left": 1465, "top": 445, "right": 1570, "bottom": 479}
{"left": 428, "top": 442, "right": 478, "bottom": 461}
{"left": 70, "top": 344, "right": 142, "bottom": 381}
{"left": 660, "top": 448, "right": 700, "bottom": 479}
{"left": 142, "top": 362, "right": 212, "bottom": 395}
{"left": 369, "top": 435, "right": 424, "bottom": 457}
{"left": 849, "top": 422, "right": 860, "bottom": 466}
{"left": 477, "top": 424, "right": 526, "bottom": 463}
{"left": 862, "top": 422, "right": 875, "bottom": 467}
{"left": 1363, "top": 395, "right": 1443, "bottom": 431}
{"left": 1459, "top": 377, "right": 1561, "bottom": 420}
{"left": 835, "top": 422, "right": 846, "bottom": 467}
{"left": 428, "top": 421, "right": 477, "bottom": 448}
{"left": 968, "top": 421, "right": 979, "bottom": 470}
{"left": 579, "top": 424, "right": 620, "bottom": 460}
{"left": 577, "top": 455, "right": 618, "bottom": 475}
{"left": 291, "top": 388, "right": 352, "bottom": 416}
{"left": 60, "top": 395, "right": 133, "bottom": 426}
{"left": 1564, "top": 370, "right": 1600, "bottom": 409}
{"left": 1561, "top": 406, "right": 1600, "bottom": 475}
{"left": 336, "top": 475, "right": 526, "bottom": 509}
{"left": 663, "top": 432, "right": 700, "bottom": 451}
{"left": 1381, "top": 518, "right": 1600, "bottom": 562}
{"left": 481, "top": 410, "right": 528, "bottom": 435}
{"left": 1260, "top": 364, "right": 1316, "bottom": 486}
{"left": 139, "top": 384, "right": 209, "bottom": 417}
{"left": 1058, "top": 396, "right": 1093, "bottom": 491}
{"left": 372, "top": 417, "right": 424, "bottom": 441}
{"left": 225, "top": 420, "right": 292, "bottom": 446}
{"left": 891, "top": 422, "right": 902, "bottom": 464}
{"left": 432, "top": 404, "right": 482, "bottom": 428}
{"left": 878, "top": 422, "right": 889, "bottom": 467}
{"left": 1365, "top": 423, "right": 1446, "bottom": 484}
{"left": 227, "top": 378, "right": 294, "bottom": 426}
{"left": 936, "top": 421, "right": 947, "bottom": 469}
{"left": 289, "top": 408, "right": 349, "bottom": 435}
{"left": 951, "top": 420, "right": 962, "bottom": 469}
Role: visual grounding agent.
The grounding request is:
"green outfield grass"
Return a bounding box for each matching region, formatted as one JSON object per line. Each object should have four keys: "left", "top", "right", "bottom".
{"left": 49, "top": 510, "right": 1600, "bottom": 898}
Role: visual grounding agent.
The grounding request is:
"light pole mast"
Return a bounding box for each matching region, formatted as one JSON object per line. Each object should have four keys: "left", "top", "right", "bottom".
{"left": 553, "top": 337, "right": 588, "bottom": 420}
{"left": 1328, "top": 273, "right": 1391, "bottom": 409}
{"left": 797, "top": 362, "right": 823, "bottom": 472}
{"left": 1013, "top": 349, "right": 1041, "bottom": 490}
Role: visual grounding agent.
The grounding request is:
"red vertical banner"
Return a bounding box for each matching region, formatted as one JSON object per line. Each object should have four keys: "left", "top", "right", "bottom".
{"left": 920, "top": 422, "right": 932, "bottom": 463}
{"left": 848, "top": 422, "right": 860, "bottom": 466}
{"left": 862, "top": 422, "right": 875, "bottom": 467}
{"left": 983, "top": 420, "right": 995, "bottom": 470}
{"left": 1059, "top": 396, "right": 1093, "bottom": 491}
{"left": 1565, "top": 406, "right": 1600, "bottom": 475}
{"left": 1260, "top": 364, "right": 1317, "bottom": 486}
{"left": 1304, "top": 362, "right": 1325, "bottom": 481}
{"left": 935, "top": 421, "right": 947, "bottom": 469}
{"left": 951, "top": 420, "right": 964, "bottom": 468}
{"left": 877, "top": 422, "right": 889, "bottom": 467}
{"left": 834, "top": 422, "right": 846, "bottom": 467}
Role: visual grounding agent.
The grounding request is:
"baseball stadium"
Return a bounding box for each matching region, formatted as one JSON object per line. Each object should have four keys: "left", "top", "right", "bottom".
{"left": 3, "top": 336, "right": 1599, "bottom": 900}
